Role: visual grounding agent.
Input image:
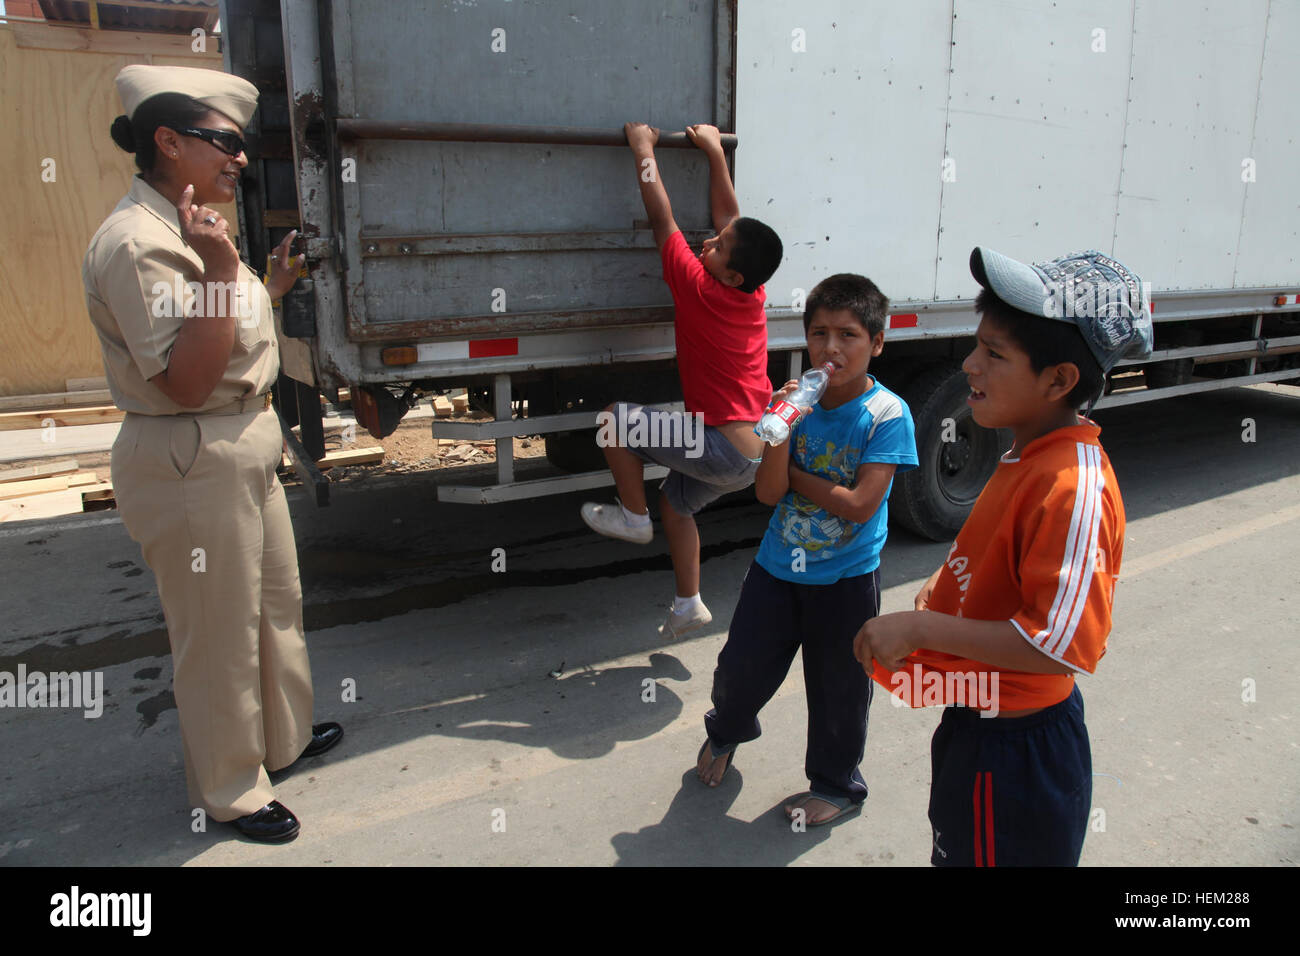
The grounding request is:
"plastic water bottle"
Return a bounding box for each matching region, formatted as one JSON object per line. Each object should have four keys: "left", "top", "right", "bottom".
{"left": 754, "top": 362, "right": 835, "bottom": 445}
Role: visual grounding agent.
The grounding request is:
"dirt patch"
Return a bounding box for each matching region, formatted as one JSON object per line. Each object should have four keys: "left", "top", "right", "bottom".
{"left": 286, "top": 408, "right": 550, "bottom": 485}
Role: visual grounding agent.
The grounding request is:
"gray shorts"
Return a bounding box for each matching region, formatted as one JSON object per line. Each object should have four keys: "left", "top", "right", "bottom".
{"left": 609, "top": 401, "right": 760, "bottom": 516}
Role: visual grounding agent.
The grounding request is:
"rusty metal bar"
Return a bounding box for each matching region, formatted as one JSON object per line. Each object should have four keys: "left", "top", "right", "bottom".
{"left": 335, "top": 119, "right": 737, "bottom": 150}
{"left": 278, "top": 410, "right": 330, "bottom": 508}
{"left": 345, "top": 305, "right": 677, "bottom": 342}
{"left": 357, "top": 229, "right": 712, "bottom": 258}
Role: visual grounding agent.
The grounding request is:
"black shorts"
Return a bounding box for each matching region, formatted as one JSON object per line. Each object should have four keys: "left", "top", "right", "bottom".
{"left": 928, "top": 683, "right": 1092, "bottom": 866}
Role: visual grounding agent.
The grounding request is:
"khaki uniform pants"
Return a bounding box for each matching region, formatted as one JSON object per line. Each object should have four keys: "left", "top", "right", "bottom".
{"left": 112, "top": 406, "right": 313, "bottom": 821}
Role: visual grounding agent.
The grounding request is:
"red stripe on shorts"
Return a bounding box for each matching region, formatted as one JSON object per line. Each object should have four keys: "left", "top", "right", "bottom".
{"left": 984, "top": 772, "right": 995, "bottom": 867}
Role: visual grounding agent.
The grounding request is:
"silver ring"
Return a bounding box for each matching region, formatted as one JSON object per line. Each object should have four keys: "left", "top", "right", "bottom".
{"left": 271, "top": 255, "right": 279, "bottom": 262}
{"left": 203, "top": 215, "right": 217, "bottom": 225}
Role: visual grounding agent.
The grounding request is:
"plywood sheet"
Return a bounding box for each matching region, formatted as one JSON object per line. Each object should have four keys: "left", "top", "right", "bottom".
{"left": 0, "top": 24, "right": 231, "bottom": 397}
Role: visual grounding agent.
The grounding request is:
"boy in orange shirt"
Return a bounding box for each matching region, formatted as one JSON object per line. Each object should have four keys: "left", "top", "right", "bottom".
{"left": 854, "top": 247, "right": 1152, "bottom": 866}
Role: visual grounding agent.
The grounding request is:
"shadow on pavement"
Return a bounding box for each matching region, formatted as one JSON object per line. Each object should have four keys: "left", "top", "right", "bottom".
{"left": 610, "top": 768, "right": 838, "bottom": 865}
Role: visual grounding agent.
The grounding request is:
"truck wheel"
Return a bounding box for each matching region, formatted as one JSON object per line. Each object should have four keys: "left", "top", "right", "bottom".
{"left": 545, "top": 429, "right": 604, "bottom": 473}
{"left": 889, "top": 364, "right": 1012, "bottom": 541}
{"left": 1143, "top": 327, "right": 1203, "bottom": 389}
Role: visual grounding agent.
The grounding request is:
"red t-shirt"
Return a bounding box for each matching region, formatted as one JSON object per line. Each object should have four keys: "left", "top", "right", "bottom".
{"left": 660, "top": 230, "right": 771, "bottom": 426}
{"left": 871, "top": 422, "right": 1126, "bottom": 712}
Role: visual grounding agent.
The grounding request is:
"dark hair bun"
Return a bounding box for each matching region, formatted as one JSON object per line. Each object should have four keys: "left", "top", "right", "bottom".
{"left": 110, "top": 115, "right": 136, "bottom": 153}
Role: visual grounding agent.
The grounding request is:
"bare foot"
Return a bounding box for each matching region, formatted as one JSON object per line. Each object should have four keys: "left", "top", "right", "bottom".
{"left": 695, "top": 741, "right": 732, "bottom": 787}
{"left": 784, "top": 794, "right": 850, "bottom": 825}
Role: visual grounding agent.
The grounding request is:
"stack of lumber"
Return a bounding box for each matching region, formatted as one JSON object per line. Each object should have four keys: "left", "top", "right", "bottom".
{"left": 279, "top": 445, "right": 386, "bottom": 471}
{"left": 0, "top": 377, "right": 123, "bottom": 432}
{"left": 0, "top": 459, "right": 114, "bottom": 522}
{"left": 430, "top": 391, "right": 470, "bottom": 418}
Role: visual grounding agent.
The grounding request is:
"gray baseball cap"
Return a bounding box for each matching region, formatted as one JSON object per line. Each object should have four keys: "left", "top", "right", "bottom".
{"left": 970, "top": 247, "right": 1153, "bottom": 373}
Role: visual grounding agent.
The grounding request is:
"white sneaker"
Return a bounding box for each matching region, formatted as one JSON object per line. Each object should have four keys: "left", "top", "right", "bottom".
{"left": 660, "top": 601, "right": 713, "bottom": 638}
{"left": 580, "top": 500, "right": 653, "bottom": 544}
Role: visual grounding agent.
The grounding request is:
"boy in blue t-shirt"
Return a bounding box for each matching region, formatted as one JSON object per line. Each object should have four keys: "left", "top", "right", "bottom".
{"left": 696, "top": 273, "right": 919, "bottom": 826}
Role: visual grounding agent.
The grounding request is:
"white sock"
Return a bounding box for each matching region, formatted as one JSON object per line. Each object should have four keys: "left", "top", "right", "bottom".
{"left": 621, "top": 504, "right": 650, "bottom": 527}
{"left": 673, "top": 593, "right": 703, "bottom": 614}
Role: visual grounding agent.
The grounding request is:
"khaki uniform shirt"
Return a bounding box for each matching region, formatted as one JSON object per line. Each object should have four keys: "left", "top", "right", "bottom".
{"left": 82, "top": 175, "right": 279, "bottom": 415}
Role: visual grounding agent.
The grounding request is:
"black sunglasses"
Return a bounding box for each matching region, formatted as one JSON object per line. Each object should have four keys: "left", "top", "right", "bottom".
{"left": 172, "top": 127, "right": 247, "bottom": 157}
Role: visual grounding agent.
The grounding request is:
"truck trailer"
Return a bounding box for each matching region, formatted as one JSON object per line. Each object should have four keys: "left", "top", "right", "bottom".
{"left": 224, "top": 0, "right": 1300, "bottom": 539}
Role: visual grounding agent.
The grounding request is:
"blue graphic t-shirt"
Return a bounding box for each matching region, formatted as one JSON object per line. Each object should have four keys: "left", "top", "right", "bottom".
{"left": 756, "top": 378, "right": 919, "bottom": 584}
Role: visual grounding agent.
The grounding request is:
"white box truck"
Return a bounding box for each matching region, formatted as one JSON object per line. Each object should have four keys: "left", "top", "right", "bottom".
{"left": 225, "top": 0, "right": 1300, "bottom": 537}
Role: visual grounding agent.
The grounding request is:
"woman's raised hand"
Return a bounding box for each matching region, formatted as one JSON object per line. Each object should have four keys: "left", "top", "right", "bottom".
{"left": 176, "top": 184, "right": 239, "bottom": 278}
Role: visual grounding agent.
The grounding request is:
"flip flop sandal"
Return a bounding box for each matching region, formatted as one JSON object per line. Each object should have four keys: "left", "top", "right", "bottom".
{"left": 696, "top": 739, "right": 737, "bottom": 785}
{"left": 785, "top": 792, "right": 862, "bottom": 827}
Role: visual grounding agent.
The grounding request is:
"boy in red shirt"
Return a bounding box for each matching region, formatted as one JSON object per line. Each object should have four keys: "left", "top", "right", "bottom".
{"left": 581, "top": 122, "right": 783, "bottom": 638}
{"left": 854, "top": 247, "right": 1152, "bottom": 866}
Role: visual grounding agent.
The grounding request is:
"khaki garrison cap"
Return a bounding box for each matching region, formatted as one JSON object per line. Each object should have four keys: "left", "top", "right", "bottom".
{"left": 114, "top": 64, "right": 258, "bottom": 127}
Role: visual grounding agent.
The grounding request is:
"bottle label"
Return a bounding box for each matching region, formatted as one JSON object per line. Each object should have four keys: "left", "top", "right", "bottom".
{"left": 769, "top": 400, "right": 802, "bottom": 427}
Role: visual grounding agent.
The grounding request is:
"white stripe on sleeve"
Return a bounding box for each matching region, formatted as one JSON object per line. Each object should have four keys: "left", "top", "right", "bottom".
{"left": 1049, "top": 446, "right": 1106, "bottom": 656}
{"left": 1026, "top": 443, "right": 1104, "bottom": 660}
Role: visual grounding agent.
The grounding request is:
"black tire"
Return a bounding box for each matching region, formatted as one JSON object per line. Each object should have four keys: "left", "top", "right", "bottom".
{"left": 545, "top": 429, "right": 605, "bottom": 473}
{"left": 889, "top": 364, "right": 1013, "bottom": 541}
{"left": 1143, "top": 327, "right": 1203, "bottom": 389}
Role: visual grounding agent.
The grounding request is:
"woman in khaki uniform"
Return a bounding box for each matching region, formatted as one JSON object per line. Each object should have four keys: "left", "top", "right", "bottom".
{"left": 82, "top": 65, "right": 341, "bottom": 843}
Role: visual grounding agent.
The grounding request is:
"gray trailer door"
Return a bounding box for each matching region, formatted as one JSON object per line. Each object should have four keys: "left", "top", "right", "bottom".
{"left": 292, "top": 0, "right": 736, "bottom": 343}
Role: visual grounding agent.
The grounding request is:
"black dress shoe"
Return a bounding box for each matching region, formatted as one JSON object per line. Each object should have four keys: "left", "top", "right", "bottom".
{"left": 300, "top": 721, "right": 343, "bottom": 759}
{"left": 230, "top": 801, "right": 299, "bottom": 842}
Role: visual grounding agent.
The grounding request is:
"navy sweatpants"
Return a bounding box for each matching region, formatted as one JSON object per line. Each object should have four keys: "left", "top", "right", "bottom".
{"left": 704, "top": 561, "right": 880, "bottom": 803}
{"left": 928, "top": 683, "right": 1093, "bottom": 866}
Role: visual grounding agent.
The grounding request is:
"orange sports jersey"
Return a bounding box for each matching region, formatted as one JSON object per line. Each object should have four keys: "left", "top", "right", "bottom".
{"left": 872, "top": 421, "right": 1125, "bottom": 712}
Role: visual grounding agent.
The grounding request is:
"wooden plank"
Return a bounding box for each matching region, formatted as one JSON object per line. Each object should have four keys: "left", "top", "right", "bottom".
{"left": 8, "top": 22, "right": 223, "bottom": 57}
{"left": 0, "top": 472, "right": 98, "bottom": 500}
{"left": 66, "top": 376, "right": 107, "bottom": 392}
{"left": 0, "top": 459, "right": 79, "bottom": 483}
{"left": 432, "top": 395, "right": 454, "bottom": 418}
{"left": 0, "top": 475, "right": 74, "bottom": 500}
{"left": 315, "top": 446, "right": 384, "bottom": 469}
{"left": 0, "top": 389, "right": 114, "bottom": 411}
{"left": 0, "top": 489, "right": 85, "bottom": 522}
{"left": 0, "top": 405, "right": 124, "bottom": 431}
{"left": 90, "top": 0, "right": 214, "bottom": 13}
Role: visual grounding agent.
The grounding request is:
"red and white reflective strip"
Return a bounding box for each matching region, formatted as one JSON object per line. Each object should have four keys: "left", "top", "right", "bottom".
{"left": 1275, "top": 293, "right": 1300, "bottom": 306}
{"left": 416, "top": 338, "right": 519, "bottom": 362}
{"left": 888, "top": 313, "right": 918, "bottom": 329}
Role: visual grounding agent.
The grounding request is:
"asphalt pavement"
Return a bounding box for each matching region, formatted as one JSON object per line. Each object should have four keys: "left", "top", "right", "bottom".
{"left": 1, "top": 383, "right": 1296, "bottom": 866}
